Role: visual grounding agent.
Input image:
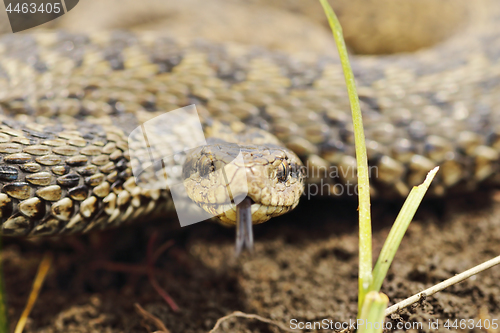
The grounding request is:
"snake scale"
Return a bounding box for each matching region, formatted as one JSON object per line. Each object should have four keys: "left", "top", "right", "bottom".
{"left": 1, "top": 3, "right": 500, "bottom": 248}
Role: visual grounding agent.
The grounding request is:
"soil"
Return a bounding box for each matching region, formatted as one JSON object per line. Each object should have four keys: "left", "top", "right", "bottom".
{"left": 3, "top": 191, "right": 500, "bottom": 333}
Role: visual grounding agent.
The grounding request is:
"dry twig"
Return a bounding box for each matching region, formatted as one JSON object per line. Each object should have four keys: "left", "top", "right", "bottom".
{"left": 209, "top": 311, "right": 299, "bottom": 333}
{"left": 134, "top": 303, "right": 171, "bottom": 333}
{"left": 15, "top": 252, "right": 53, "bottom": 333}
{"left": 386, "top": 255, "right": 500, "bottom": 316}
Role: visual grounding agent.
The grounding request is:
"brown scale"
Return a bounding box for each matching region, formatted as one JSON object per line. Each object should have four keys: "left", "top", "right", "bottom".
{"left": 0, "top": 21, "right": 500, "bottom": 235}
{"left": 0, "top": 113, "right": 155, "bottom": 236}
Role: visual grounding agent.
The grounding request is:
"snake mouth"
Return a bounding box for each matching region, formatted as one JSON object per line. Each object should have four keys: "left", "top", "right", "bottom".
{"left": 235, "top": 197, "right": 254, "bottom": 256}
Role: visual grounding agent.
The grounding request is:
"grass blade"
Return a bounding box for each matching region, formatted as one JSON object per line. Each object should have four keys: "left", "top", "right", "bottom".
{"left": 371, "top": 167, "right": 439, "bottom": 292}
{"left": 319, "top": 0, "right": 373, "bottom": 312}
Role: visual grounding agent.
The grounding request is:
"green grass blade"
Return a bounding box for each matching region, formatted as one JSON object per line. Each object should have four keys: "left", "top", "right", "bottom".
{"left": 0, "top": 237, "right": 8, "bottom": 333}
{"left": 319, "top": 0, "right": 372, "bottom": 312}
{"left": 357, "top": 291, "right": 389, "bottom": 333}
{"left": 371, "top": 167, "right": 439, "bottom": 292}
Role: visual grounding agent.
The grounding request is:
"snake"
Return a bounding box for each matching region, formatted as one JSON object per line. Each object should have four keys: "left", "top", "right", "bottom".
{"left": 1, "top": 2, "right": 500, "bottom": 254}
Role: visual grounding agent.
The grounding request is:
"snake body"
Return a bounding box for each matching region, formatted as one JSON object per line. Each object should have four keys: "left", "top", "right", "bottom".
{"left": 1, "top": 5, "right": 500, "bottom": 236}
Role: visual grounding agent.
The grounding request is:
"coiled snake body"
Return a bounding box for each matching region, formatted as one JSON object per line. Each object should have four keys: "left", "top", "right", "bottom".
{"left": 1, "top": 4, "right": 500, "bottom": 248}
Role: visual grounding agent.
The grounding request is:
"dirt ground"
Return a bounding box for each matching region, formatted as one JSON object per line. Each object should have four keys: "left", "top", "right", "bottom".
{"left": 2, "top": 190, "right": 500, "bottom": 333}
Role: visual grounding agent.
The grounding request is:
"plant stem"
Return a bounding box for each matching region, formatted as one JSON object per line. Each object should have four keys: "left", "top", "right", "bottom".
{"left": 319, "top": 0, "right": 372, "bottom": 313}
{"left": 358, "top": 292, "right": 389, "bottom": 333}
{"left": 0, "top": 237, "right": 8, "bottom": 333}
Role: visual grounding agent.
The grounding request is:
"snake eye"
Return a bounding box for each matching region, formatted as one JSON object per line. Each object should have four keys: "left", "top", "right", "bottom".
{"left": 277, "top": 161, "right": 290, "bottom": 182}
{"left": 199, "top": 157, "right": 215, "bottom": 178}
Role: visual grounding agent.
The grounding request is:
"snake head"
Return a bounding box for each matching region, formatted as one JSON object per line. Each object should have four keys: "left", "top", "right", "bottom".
{"left": 182, "top": 141, "right": 305, "bottom": 254}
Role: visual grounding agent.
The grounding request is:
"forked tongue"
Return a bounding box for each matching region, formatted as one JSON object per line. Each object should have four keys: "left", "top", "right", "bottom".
{"left": 235, "top": 197, "right": 254, "bottom": 256}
